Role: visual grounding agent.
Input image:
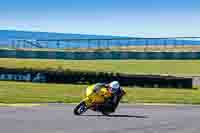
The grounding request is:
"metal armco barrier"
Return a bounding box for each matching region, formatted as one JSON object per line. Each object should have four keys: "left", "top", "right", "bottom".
{"left": 0, "top": 49, "right": 200, "bottom": 59}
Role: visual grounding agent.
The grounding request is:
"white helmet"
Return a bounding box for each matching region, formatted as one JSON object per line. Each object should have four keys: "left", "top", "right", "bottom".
{"left": 109, "top": 81, "right": 120, "bottom": 93}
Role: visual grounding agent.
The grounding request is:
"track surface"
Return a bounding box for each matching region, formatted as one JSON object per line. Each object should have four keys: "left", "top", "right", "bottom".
{"left": 0, "top": 104, "right": 200, "bottom": 133}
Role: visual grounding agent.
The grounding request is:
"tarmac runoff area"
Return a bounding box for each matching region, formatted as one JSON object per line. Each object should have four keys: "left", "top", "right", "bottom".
{"left": 0, "top": 104, "right": 200, "bottom": 133}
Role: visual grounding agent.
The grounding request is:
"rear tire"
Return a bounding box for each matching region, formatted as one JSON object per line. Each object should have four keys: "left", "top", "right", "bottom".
{"left": 102, "top": 111, "right": 111, "bottom": 116}
{"left": 73, "top": 101, "right": 88, "bottom": 115}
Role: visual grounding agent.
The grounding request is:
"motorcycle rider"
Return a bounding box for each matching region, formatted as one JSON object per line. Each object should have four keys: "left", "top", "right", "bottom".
{"left": 93, "top": 81, "right": 125, "bottom": 112}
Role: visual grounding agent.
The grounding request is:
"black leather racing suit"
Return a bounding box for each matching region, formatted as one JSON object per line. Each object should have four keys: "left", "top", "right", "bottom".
{"left": 104, "top": 87, "right": 124, "bottom": 112}
{"left": 93, "top": 83, "right": 123, "bottom": 112}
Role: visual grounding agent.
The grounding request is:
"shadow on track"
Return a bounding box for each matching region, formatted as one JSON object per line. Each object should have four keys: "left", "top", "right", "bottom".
{"left": 82, "top": 114, "right": 148, "bottom": 118}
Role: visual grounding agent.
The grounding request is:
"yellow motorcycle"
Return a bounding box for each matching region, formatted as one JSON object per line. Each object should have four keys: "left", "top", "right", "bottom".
{"left": 73, "top": 84, "right": 126, "bottom": 116}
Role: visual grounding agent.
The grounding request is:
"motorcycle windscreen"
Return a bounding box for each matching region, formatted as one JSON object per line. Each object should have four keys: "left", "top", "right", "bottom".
{"left": 86, "top": 85, "right": 95, "bottom": 97}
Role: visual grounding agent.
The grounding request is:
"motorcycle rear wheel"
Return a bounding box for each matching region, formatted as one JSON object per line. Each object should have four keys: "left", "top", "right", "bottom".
{"left": 101, "top": 111, "right": 112, "bottom": 116}
{"left": 73, "top": 101, "right": 88, "bottom": 115}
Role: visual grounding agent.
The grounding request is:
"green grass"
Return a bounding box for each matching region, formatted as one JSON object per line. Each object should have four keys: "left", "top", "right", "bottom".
{"left": 1, "top": 81, "right": 200, "bottom": 104}
{"left": 125, "top": 88, "right": 200, "bottom": 104}
{"left": 0, "top": 81, "right": 86, "bottom": 103}
{"left": 1, "top": 58, "right": 200, "bottom": 75}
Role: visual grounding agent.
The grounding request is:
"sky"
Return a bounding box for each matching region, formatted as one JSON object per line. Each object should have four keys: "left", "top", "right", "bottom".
{"left": 0, "top": 0, "right": 200, "bottom": 37}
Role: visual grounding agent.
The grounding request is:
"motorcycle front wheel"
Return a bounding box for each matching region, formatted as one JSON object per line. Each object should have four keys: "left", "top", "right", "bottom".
{"left": 73, "top": 101, "right": 88, "bottom": 115}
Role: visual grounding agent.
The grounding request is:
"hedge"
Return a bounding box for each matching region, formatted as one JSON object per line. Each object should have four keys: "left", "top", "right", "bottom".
{"left": 0, "top": 67, "right": 193, "bottom": 88}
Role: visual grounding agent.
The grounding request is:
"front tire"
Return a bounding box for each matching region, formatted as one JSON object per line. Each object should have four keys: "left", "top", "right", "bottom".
{"left": 73, "top": 101, "right": 88, "bottom": 115}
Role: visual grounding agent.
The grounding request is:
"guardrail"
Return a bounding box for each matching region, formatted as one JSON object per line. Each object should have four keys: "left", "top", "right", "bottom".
{"left": 0, "top": 49, "right": 200, "bottom": 59}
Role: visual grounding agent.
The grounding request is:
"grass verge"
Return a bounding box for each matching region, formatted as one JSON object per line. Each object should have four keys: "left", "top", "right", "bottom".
{"left": 1, "top": 58, "right": 200, "bottom": 76}
{"left": 0, "top": 81, "right": 200, "bottom": 104}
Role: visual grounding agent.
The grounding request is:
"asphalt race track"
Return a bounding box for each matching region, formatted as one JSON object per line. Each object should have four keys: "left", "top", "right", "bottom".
{"left": 0, "top": 104, "right": 200, "bottom": 133}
